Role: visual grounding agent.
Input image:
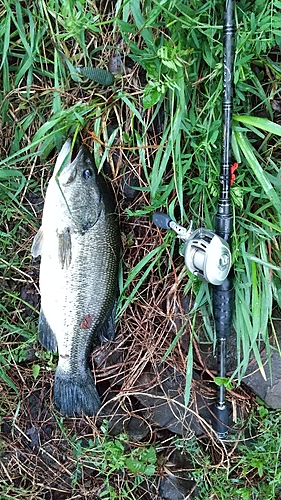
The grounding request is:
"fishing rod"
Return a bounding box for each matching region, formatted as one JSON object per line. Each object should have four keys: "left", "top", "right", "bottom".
{"left": 212, "top": 0, "right": 235, "bottom": 439}
{"left": 153, "top": 0, "right": 235, "bottom": 439}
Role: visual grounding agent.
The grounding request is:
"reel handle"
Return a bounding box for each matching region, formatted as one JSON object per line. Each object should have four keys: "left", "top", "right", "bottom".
{"left": 153, "top": 212, "right": 193, "bottom": 240}
{"left": 153, "top": 212, "right": 172, "bottom": 230}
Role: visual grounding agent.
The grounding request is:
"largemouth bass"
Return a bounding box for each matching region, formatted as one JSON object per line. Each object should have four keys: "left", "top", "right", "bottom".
{"left": 31, "top": 139, "right": 120, "bottom": 416}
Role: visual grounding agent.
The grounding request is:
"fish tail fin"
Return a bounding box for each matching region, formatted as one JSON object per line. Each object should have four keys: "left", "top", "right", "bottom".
{"left": 53, "top": 366, "right": 101, "bottom": 416}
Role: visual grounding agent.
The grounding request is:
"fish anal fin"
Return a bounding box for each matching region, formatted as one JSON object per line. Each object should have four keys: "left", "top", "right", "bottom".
{"left": 57, "top": 228, "right": 72, "bottom": 268}
{"left": 31, "top": 226, "right": 44, "bottom": 258}
{"left": 38, "top": 309, "right": 58, "bottom": 352}
{"left": 53, "top": 366, "right": 101, "bottom": 416}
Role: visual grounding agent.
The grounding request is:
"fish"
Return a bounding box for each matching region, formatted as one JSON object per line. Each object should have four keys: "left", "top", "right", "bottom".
{"left": 31, "top": 139, "right": 121, "bottom": 416}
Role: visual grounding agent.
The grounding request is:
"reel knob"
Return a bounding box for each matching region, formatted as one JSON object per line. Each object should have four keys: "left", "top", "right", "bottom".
{"left": 182, "top": 228, "right": 231, "bottom": 285}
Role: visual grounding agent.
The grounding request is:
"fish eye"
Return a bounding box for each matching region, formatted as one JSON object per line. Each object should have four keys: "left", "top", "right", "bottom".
{"left": 83, "top": 168, "right": 93, "bottom": 180}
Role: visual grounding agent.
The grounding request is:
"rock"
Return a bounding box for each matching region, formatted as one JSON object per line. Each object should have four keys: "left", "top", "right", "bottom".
{"left": 240, "top": 312, "right": 281, "bottom": 409}
{"left": 26, "top": 426, "right": 40, "bottom": 448}
{"left": 108, "top": 53, "right": 123, "bottom": 75}
{"left": 20, "top": 282, "right": 40, "bottom": 316}
{"left": 265, "top": 379, "right": 281, "bottom": 408}
{"left": 191, "top": 297, "right": 281, "bottom": 411}
{"left": 134, "top": 365, "right": 213, "bottom": 437}
{"left": 97, "top": 396, "right": 127, "bottom": 436}
{"left": 158, "top": 474, "right": 197, "bottom": 500}
{"left": 158, "top": 449, "right": 198, "bottom": 499}
{"left": 125, "top": 416, "right": 150, "bottom": 442}
{"left": 97, "top": 395, "right": 150, "bottom": 441}
{"left": 123, "top": 167, "right": 140, "bottom": 201}
{"left": 243, "top": 349, "right": 281, "bottom": 409}
{"left": 136, "top": 448, "right": 198, "bottom": 500}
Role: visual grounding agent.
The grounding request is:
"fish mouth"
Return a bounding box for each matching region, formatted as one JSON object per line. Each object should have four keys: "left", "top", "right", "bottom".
{"left": 54, "top": 140, "right": 88, "bottom": 186}
{"left": 61, "top": 166, "right": 77, "bottom": 186}
{"left": 62, "top": 145, "right": 95, "bottom": 186}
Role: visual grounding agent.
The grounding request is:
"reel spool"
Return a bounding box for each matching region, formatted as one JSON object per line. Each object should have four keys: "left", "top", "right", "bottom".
{"left": 153, "top": 213, "right": 231, "bottom": 286}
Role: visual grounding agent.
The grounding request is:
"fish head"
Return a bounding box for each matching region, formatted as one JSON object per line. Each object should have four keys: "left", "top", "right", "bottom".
{"left": 53, "top": 139, "right": 108, "bottom": 232}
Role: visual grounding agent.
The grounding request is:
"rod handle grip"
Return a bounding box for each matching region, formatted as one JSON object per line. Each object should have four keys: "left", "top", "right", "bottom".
{"left": 212, "top": 403, "right": 230, "bottom": 439}
{"left": 213, "top": 272, "right": 233, "bottom": 339}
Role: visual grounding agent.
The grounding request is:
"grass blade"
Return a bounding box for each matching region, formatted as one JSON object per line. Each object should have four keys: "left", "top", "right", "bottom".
{"left": 234, "top": 129, "right": 281, "bottom": 218}
{"left": 233, "top": 115, "right": 281, "bottom": 136}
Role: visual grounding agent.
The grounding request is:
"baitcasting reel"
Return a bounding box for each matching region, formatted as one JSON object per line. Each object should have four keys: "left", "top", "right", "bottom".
{"left": 153, "top": 212, "right": 231, "bottom": 286}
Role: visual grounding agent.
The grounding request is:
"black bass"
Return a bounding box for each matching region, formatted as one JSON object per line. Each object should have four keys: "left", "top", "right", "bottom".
{"left": 32, "top": 139, "right": 120, "bottom": 416}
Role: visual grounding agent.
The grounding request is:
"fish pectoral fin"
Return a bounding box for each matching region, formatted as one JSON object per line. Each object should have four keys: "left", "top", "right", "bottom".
{"left": 57, "top": 228, "right": 72, "bottom": 268}
{"left": 31, "top": 226, "right": 44, "bottom": 258}
{"left": 38, "top": 309, "right": 58, "bottom": 352}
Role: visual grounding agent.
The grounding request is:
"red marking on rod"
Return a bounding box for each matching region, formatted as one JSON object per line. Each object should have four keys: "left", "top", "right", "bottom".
{"left": 230, "top": 162, "right": 238, "bottom": 186}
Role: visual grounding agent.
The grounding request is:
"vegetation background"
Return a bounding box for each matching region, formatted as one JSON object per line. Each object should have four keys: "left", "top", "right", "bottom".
{"left": 1, "top": 0, "right": 281, "bottom": 498}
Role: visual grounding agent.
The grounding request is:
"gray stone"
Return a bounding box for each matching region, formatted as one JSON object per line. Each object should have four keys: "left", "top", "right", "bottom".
{"left": 97, "top": 396, "right": 127, "bottom": 436}
{"left": 265, "top": 379, "right": 281, "bottom": 408}
{"left": 243, "top": 349, "right": 281, "bottom": 408}
{"left": 134, "top": 366, "right": 213, "bottom": 436}
{"left": 158, "top": 475, "right": 197, "bottom": 500}
{"left": 239, "top": 313, "right": 281, "bottom": 408}
{"left": 125, "top": 416, "right": 150, "bottom": 442}
{"left": 158, "top": 449, "right": 198, "bottom": 499}
{"left": 108, "top": 53, "right": 123, "bottom": 75}
{"left": 97, "top": 395, "right": 150, "bottom": 441}
{"left": 194, "top": 309, "right": 281, "bottom": 410}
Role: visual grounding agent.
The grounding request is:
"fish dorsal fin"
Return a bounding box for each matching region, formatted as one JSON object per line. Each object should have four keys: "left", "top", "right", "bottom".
{"left": 57, "top": 228, "right": 72, "bottom": 268}
{"left": 31, "top": 226, "right": 44, "bottom": 258}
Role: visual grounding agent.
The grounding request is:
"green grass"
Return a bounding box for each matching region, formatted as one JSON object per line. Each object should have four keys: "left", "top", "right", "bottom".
{"left": 1, "top": 0, "right": 281, "bottom": 497}
{"left": 62, "top": 420, "right": 157, "bottom": 499}
{"left": 186, "top": 402, "right": 281, "bottom": 499}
